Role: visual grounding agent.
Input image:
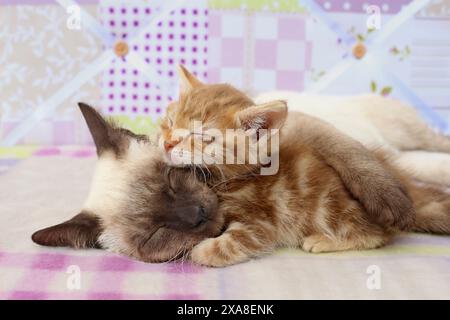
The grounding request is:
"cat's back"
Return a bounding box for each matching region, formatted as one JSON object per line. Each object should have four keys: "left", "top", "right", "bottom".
{"left": 254, "top": 91, "right": 371, "bottom": 116}
{"left": 256, "top": 92, "right": 388, "bottom": 147}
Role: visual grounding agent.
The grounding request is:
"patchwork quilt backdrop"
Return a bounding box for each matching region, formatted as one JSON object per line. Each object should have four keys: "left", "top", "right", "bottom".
{"left": 1, "top": 0, "right": 449, "bottom": 145}
{"left": 1, "top": 0, "right": 450, "bottom": 300}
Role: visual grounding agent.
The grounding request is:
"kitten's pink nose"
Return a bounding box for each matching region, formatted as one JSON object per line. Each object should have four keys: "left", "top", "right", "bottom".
{"left": 164, "top": 140, "right": 178, "bottom": 152}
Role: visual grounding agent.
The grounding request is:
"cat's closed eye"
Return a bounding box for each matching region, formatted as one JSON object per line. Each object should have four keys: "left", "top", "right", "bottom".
{"left": 165, "top": 168, "right": 178, "bottom": 194}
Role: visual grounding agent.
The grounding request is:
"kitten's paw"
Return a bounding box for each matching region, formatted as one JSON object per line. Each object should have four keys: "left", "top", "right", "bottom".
{"left": 191, "top": 238, "right": 221, "bottom": 267}
{"left": 302, "top": 235, "right": 336, "bottom": 253}
{"left": 190, "top": 236, "right": 248, "bottom": 267}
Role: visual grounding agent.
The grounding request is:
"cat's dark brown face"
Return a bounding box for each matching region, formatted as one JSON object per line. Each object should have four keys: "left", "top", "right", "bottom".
{"left": 104, "top": 161, "right": 223, "bottom": 263}
{"left": 32, "top": 103, "right": 224, "bottom": 263}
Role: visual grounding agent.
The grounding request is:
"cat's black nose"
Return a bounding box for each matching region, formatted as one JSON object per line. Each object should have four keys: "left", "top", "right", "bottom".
{"left": 166, "top": 205, "right": 208, "bottom": 231}
{"left": 187, "top": 206, "right": 208, "bottom": 228}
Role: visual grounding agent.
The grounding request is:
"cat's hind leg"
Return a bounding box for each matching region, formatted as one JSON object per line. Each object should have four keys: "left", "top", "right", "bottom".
{"left": 392, "top": 151, "right": 450, "bottom": 186}
{"left": 368, "top": 97, "right": 450, "bottom": 153}
{"left": 407, "top": 182, "right": 450, "bottom": 234}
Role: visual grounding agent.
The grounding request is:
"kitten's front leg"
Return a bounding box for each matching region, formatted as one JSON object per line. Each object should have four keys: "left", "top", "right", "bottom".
{"left": 190, "top": 222, "right": 274, "bottom": 267}
{"left": 289, "top": 113, "right": 415, "bottom": 230}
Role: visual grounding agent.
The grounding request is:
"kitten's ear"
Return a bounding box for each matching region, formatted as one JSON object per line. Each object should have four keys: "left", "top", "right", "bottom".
{"left": 178, "top": 64, "right": 203, "bottom": 93}
{"left": 236, "top": 100, "right": 288, "bottom": 132}
{"left": 31, "top": 212, "right": 103, "bottom": 249}
{"left": 78, "top": 102, "right": 115, "bottom": 155}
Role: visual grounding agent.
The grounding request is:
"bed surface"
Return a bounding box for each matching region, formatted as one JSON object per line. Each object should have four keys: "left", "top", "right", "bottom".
{"left": 1, "top": 146, "right": 450, "bottom": 300}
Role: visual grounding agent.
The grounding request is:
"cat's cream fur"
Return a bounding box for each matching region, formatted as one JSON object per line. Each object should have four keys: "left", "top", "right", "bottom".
{"left": 255, "top": 91, "right": 450, "bottom": 186}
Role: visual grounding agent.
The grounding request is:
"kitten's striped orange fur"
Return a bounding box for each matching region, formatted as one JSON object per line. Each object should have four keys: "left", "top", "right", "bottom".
{"left": 159, "top": 66, "right": 450, "bottom": 267}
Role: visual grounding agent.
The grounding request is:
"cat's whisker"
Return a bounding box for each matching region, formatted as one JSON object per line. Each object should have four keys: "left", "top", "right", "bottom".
{"left": 164, "top": 244, "right": 185, "bottom": 265}
{"left": 197, "top": 164, "right": 208, "bottom": 184}
{"left": 180, "top": 247, "right": 191, "bottom": 273}
{"left": 202, "top": 164, "right": 214, "bottom": 186}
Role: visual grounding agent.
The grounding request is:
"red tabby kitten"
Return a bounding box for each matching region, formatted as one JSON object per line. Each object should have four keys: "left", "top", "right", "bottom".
{"left": 161, "top": 66, "right": 415, "bottom": 230}
{"left": 158, "top": 66, "right": 450, "bottom": 267}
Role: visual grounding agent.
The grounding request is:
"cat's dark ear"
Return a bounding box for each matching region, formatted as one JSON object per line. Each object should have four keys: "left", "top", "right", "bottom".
{"left": 78, "top": 102, "right": 116, "bottom": 156}
{"left": 236, "top": 100, "right": 288, "bottom": 132}
{"left": 178, "top": 64, "right": 203, "bottom": 93}
{"left": 31, "top": 212, "right": 103, "bottom": 249}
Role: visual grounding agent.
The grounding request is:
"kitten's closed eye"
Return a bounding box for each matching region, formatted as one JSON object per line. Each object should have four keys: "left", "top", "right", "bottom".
{"left": 203, "top": 134, "right": 215, "bottom": 144}
{"left": 191, "top": 133, "right": 215, "bottom": 144}
{"left": 167, "top": 116, "right": 174, "bottom": 127}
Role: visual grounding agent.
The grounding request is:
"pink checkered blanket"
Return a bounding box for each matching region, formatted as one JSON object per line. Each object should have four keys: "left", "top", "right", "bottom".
{"left": 1, "top": 147, "right": 450, "bottom": 299}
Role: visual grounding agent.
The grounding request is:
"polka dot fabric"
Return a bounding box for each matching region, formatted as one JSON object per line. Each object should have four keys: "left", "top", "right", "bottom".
{"left": 99, "top": 0, "right": 208, "bottom": 121}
